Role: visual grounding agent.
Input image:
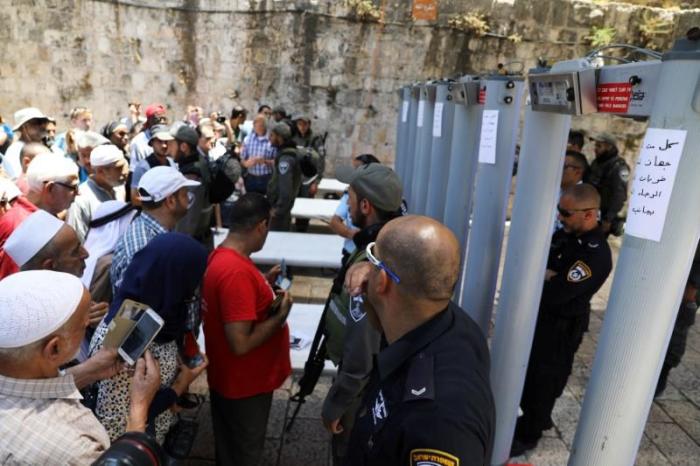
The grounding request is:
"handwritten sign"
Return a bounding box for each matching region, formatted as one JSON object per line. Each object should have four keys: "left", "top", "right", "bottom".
{"left": 401, "top": 101, "right": 409, "bottom": 123}
{"left": 432, "top": 102, "right": 443, "bottom": 138}
{"left": 626, "top": 128, "right": 687, "bottom": 242}
{"left": 478, "top": 110, "right": 499, "bottom": 164}
{"left": 412, "top": 0, "right": 438, "bottom": 21}
{"left": 417, "top": 100, "right": 425, "bottom": 128}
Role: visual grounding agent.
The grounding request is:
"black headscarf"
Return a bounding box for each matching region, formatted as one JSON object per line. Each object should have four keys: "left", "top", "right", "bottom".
{"left": 105, "top": 232, "right": 208, "bottom": 342}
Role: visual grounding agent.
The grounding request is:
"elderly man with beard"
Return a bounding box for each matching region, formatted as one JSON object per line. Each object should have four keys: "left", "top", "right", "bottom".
{"left": 68, "top": 144, "right": 128, "bottom": 241}
{"left": 2, "top": 107, "right": 50, "bottom": 179}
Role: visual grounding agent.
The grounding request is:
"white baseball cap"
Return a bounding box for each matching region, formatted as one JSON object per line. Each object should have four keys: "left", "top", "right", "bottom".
{"left": 0, "top": 270, "right": 85, "bottom": 348}
{"left": 137, "top": 166, "right": 200, "bottom": 203}
{"left": 5, "top": 210, "right": 65, "bottom": 267}
{"left": 90, "top": 144, "right": 126, "bottom": 168}
{"left": 13, "top": 107, "right": 49, "bottom": 131}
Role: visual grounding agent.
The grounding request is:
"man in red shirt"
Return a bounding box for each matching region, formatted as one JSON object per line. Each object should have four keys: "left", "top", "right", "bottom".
{"left": 202, "top": 192, "right": 292, "bottom": 466}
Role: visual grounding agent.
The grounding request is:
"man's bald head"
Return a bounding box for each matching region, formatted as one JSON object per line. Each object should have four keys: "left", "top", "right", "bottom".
{"left": 376, "top": 215, "right": 460, "bottom": 301}
{"left": 20, "top": 142, "right": 50, "bottom": 172}
{"left": 562, "top": 183, "right": 600, "bottom": 208}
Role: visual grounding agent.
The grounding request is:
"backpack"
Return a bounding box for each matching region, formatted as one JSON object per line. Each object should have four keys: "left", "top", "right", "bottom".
{"left": 208, "top": 149, "right": 242, "bottom": 203}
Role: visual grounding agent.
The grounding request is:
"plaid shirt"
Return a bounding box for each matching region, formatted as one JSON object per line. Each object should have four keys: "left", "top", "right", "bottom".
{"left": 111, "top": 211, "right": 168, "bottom": 293}
{"left": 241, "top": 132, "right": 276, "bottom": 176}
{"left": 0, "top": 373, "right": 110, "bottom": 465}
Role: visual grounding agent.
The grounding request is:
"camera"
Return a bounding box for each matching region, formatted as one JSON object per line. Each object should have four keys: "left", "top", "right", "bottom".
{"left": 215, "top": 112, "right": 227, "bottom": 124}
{"left": 92, "top": 432, "right": 165, "bottom": 465}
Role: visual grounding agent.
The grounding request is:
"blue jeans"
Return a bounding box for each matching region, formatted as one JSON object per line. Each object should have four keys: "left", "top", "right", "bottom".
{"left": 244, "top": 173, "right": 272, "bottom": 195}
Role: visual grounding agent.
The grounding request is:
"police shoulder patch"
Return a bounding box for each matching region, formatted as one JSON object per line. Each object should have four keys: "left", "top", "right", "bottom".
{"left": 349, "top": 295, "right": 366, "bottom": 323}
{"left": 619, "top": 166, "right": 630, "bottom": 182}
{"left": 410, "top": 449, "right": 459, "bottom": 466}
{"left": 279, "top": 160, "right": 290, "bottom": 175}
{"left": 567, "top": 260, "right": 592, "bottom": 283}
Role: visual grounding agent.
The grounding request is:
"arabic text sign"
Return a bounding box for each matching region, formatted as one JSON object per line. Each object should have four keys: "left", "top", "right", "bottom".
{"left": 432, "top": 102, "right": 443, "bottom": 138}
{"left": 626, "top": 128, "right": 687, "bottom": 242}
{"left": 478, "top": 110, "right": 499, "bottom": 164}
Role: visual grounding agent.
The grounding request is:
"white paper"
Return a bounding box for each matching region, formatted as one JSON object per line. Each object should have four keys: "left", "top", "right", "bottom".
{"left": 432, "top": 102, "right": 443, "bottom": 138}
{"left": 625, "top": 128, "right": 687, "bottom": 242}
{"left": 478, "top": 110, "right": 499, "bottom": 164}
{"left": 417, "top": 100, "right": 425, "bottom": 128}
{"left": 401, "top": 101, "right": 409, "bottom": 123}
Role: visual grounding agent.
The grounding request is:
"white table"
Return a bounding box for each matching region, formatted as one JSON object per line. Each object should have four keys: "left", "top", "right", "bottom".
{"left": 213, "top": 229, "right": 344, "bottom": 269}
{"left": 318, "top": 178, "right": 348, "bottom": 194}
{"left": 288, "top": 303, "right": 335, "bottom": 373}
{"left": 197, "top": 303, "right": 335, "bottom": 373}
{"left": 290, "top": 198, "right": 340, "bottom": 221}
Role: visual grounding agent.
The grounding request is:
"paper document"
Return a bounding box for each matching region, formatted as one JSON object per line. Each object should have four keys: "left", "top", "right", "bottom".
{"left": 625, "top": 128, "right": 687, "bottom": 242}
{"left": 478, "top": 110, "right": 499, "bottom": 164}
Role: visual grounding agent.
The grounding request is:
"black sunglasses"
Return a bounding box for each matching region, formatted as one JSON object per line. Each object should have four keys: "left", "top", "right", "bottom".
{"left": 557, "top": 204, "right": 597, "bottom": 218}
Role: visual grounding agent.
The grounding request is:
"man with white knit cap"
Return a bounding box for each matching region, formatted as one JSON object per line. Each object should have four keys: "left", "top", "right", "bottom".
{"left": 68, "top": 144, "right": 128, "bottom": 241}
{"left": 0, "top": 270, "right": 162, "bottom": 465}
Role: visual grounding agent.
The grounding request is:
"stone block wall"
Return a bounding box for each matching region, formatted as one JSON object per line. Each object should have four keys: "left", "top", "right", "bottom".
{"left": 1, "top": 0, "right": 699, "bottom": 171}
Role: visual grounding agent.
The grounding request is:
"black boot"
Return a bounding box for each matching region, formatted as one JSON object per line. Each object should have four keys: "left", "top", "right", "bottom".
{"left": 655, "top": 364, "right": 672, "bottom": 398}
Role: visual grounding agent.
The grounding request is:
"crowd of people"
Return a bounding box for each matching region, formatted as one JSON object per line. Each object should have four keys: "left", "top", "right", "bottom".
{"left": 0, "top": 99, "right": 696, "bottom": 466}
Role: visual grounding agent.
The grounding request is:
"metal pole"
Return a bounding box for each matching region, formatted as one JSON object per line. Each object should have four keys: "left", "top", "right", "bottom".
{"left": 394, "top": 87, "right": 411, "bottom": 181}
{"left": 425, "top": 82, "right": 457, "bottom": 221}
{"left": 402, "top": 85, "right": 420, "bottom": 205}
{"left": 459, "top": 76, "right": 524, "bottom": 334}
{"left": 488, "top": 109, "right": 571, "bottom": 466}
{"left": 569, "top": 34, "right": 700, "bottom": 466}
{"left": 409, "top": 84, "right": 436, "bottom": 214}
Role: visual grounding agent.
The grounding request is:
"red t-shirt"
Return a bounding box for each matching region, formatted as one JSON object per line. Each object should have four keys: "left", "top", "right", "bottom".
{"left": 0, "top": 197, "right": 38, "bottom": 279}
{"left": 202, "top": 247, "right": 291, "bottom": 399}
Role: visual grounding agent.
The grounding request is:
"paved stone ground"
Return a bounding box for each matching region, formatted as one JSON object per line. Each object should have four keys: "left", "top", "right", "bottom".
{"left": 184, "top": 234, "right": 700, "bottom": 466}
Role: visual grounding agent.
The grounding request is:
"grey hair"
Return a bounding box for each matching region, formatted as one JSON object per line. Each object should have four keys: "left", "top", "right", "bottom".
{"left": 76, "top": 131, "right": 109, "bottom": 149}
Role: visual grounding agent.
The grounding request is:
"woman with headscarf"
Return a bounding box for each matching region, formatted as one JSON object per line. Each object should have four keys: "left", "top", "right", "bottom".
{"left": 90, "top": 232, "right": 209, "bottom": 443}
{"left": 101, "top": 121, "right": 130, "bottom": 156}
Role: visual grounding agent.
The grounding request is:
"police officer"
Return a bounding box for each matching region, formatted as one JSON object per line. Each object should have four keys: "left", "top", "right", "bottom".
{"left": 321, "top": 163, "right": 403, "bottom": 465}
{"left": 170, "top": 124, "right": 215, "bottom": 249}
{"left": 511, "top": 184, "right": 612, "bottom": 457}
{"left": 291, "top": 114, "right": 324, "bottom": 233}
{"left": 656, "top": 244, "right": 700, "bottom": 396}
{"left": 586, "top": 133, "right": 630, "bottom": 235}
{"left": 267, "top": 123, "right": 302, "bottom": 231}
{"left": 342, "top": 215, "right": 495, "bottom": 466}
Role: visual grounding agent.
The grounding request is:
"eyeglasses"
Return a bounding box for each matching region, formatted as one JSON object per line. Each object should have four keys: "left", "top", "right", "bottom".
{"left": 365, "top": 242, "right": 400, "bottom": 284}
{"left": 50, "top": 181, "right": 79, "bottom": 193}
{"left": 557, "top": 204, "right": 597, "bottom": 218}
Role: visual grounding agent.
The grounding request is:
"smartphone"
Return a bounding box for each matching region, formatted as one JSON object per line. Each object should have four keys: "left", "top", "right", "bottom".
{"left": 118, "top": 309, "right": 164, "bottom": 366}
{"left": 268, "top": 292, "right": 284, "bottom": 317}
{"left": 275, "top": 259, "right": 292, "bottom": 291}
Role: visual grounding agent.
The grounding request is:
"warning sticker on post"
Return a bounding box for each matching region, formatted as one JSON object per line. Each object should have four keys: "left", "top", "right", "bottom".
{"left": 478, "top": 110, "right": 499, "bottom": 164}
{"left": 401, "top": 101, "right": 409, "bottom": 123}
{"left": 417, "top": 100, "right": 425, "bottom": 128}
{"left": 625, "top": 128, "right": 687, "bottom": 242}
{"left": 597, "top": 83, "right": 632, "bottom": 113}
{"left": 432, "top": 102, "right": 443, "bottom": 138}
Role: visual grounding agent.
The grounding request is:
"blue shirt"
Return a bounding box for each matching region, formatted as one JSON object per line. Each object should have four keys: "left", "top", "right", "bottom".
{"left": 335, "top": 192, "right": 357, "bottom": 253}
{"left": 110, "top": 211, "right": 168, "bottom": 293}
{"left": 241, "top": 132, "right": 276, "bottom": 176}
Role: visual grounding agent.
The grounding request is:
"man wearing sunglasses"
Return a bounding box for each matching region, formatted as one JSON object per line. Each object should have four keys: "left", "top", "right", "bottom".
{"left": 511, "top": 183, "right": 612, "bottom": 457}
{"left": 318, "top": 163, "right": 403, "bottom": 465}
{"left": 343, "top": 215, "right": 494, "bottom": 466}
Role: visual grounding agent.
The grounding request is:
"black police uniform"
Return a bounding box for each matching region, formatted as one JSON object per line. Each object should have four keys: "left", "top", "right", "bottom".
{"left": 345, "top": 302, "right": 495, "bottom": 466}
{"left": 587, "top": 150, "right": 630, "bottom": 230}
{"left": 515, "top": 226, "right": 612, "bottom": 446}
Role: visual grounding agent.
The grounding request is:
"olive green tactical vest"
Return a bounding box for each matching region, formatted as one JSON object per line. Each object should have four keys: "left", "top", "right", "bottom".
{"left": 324, "top": 248, "right": 368, "bottom": 364}
{"left": 267, "top": 147, "right": 302, "bottom": 209}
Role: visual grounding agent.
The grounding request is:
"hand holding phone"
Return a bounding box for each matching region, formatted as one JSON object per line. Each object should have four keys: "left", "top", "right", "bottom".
{"left": 118, "top": 309, "right": 164, "bottom": 366}
{"left": 268, "top": 290, "right": 293, "bottom": 323}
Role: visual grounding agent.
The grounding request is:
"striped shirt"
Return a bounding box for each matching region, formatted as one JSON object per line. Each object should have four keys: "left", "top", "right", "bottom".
{"left": 241, "top": 132, "right": 276, "bottom": 176}
{"left": 0, "top": 373, "right": 110, "bottom": 465}
{"left": 110, "top": 211, "right": 168, "bottom": 293}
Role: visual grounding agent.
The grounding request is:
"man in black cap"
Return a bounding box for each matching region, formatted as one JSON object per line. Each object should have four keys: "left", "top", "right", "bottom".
{"left": 342, "top": 215, "right": 495, "bottom": 466}
{"left": 266, "top": 123, "right": 302, "bottom": 231}
{"left": 271, "top": 106, "right": 287, "bottom": 123}
{"left": 317, "top": 163, "right": 404, "bottom": 465}
{"left": 170, "top": 124, "right": 215, "bottom": 248}
{"left": 586, "top": 133, "right": 630, "bottom": 236}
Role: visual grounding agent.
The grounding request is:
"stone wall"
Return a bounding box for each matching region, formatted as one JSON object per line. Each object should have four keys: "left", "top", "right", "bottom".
{"left": 1, "top": 0, "right": 699, "bottom": 170}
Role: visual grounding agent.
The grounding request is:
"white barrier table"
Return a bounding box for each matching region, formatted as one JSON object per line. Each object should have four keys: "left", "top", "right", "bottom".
{"left": 213, "top": 229, "right": 344, "bottom": 269}
{"left": 291, "top": 198, "right": 340, "bottom": 221}
{"left": 196, "top": 303, "right": 334, "bottom": 373}
{"left": 318, "top": 178, "right": 348, "bottom": 194}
